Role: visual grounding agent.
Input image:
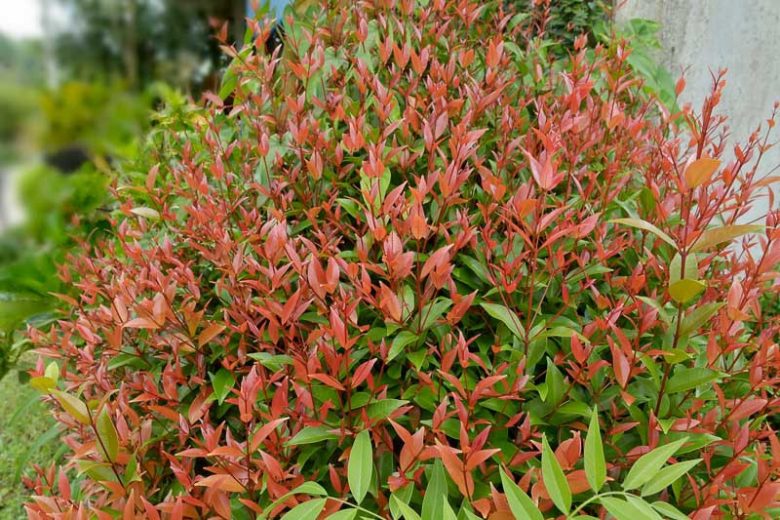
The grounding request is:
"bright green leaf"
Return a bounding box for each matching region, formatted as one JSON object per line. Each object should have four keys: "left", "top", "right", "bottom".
{"left": 690, "top": 224, "right": 763, "bottom": 253}
{"left": 544, "top": 358, "right": 565, "bottom": 407}
{"left": 52, "top": 389, "right": 90, "bottom": 425}
{"left": 584, "top": 408, "right": 606, "bottom": 492}
{"left": 651, "top": 501, "right": 690, "bottom": 520}
{"left": 391, "top": 495, "right": 422, "bottom": 520}
{"left": 281, "top": 498, "right": 327, "bottom": 520}
{"left": 623, "top": 437, "right": 688, "bottom": 490}
{"left": 600, "top": 497, "right": 655, "bottom": 520}
{"left": 388, "top": 331, "right": 419, "bottom": 361}
{"left": 480, "top": 302, "right": 524, "bottom": 340}
{"left": 499, "top": 468, "right": 543, "bottom": 520}
{"left": 541, "top": 435, "right": 571, "bottom": 513}
{"left": 625, "top": 495, "right": 664, "bottom": 520}
{"left": 666, "top": 368, "right": 720, "bottom": 394}
{"left": 210, "top": 368, "right": 235, "bottom": 404}
{"left": 348, "top": 430, "right": 373, "bottom": 504}
{"left": 421, "top": 460, "right": 448, "bottom": 520}
{"left": 679, "top": 302, "right": 724, "bottom": 337}
{"left": 641, "top": 459, "right": 701, "bottom": 496}
{"left": 286, "top": 426, "right": 339, "bottom": 446}
{"left": 668, "top": 279, "right": 705, "bottom": 304}
{"left": 96, "top": 408, "right": 119, "bottom": 462}
{"left": 366, "top": 399, "right": 408, "bottom": 420}
{"left": 669, "top": 253, "right": 697, "bottom": 285}
{"left": 326, "top": 509, "right": 359, "bottom": 520}
{"left": 610, "top": 218, "right": 677, "bottom": 249}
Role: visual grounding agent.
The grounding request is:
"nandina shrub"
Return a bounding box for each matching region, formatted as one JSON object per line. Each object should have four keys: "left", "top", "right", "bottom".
{"left": 25, "top": 1, "right": 780, "bottom": 518}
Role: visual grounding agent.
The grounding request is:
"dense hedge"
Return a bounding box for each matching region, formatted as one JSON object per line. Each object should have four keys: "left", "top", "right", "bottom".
{"left": 25, "top": 1, "right": 780, "bottom": 518}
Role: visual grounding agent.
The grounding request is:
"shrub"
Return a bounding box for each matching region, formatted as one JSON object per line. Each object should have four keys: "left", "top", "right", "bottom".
{"left": 26, "top": 1, "right": 780, "bottom": 518}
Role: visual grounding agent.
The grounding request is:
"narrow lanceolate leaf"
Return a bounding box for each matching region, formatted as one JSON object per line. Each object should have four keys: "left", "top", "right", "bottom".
{"left": 421, "top": 460, "right": 448, "bottom": 520}
{"left": 541, "top": 435, "right": 571, "bottom": 513}
{"left": 129, "top": 207, "right": 160, "bottom": 220}
{"left": 684, "top": 157, "right": 720, "bottom": 189}
{"left": 600, "top": 497, "right": 656, "bottom": 520}
{"left": 51, "top": 390, "right": 90, "bottom": 425}
{"left": 668, "top": 279, "right": 706, "bottom": 304}
{"left": 679, "top": 302, "right": 724, "bottom": 337}
{"left": 391, "top": 495, "right": 422, "bottom": 520}
{"left": 96, "top": 409, "right": 119, "bottom": 462}
{"left": 584, "top": 408, "right": 606, "bottom": 492}
{"left": 286, "top": 426, "right": 339, "bottom": 446}
{"left": 499, "top": 468, "right": 543, "bottom": 520}
{"left": 641, "top": 459, "right": 701, "bottom": 496}
{"left": 348, "top": 430, "right": 373, "bottom": 504}
{"left": 281, "top": 498, "right": 327, "bottom": 520}
{"left": 210, "top": 368, "right": 235, "bottom": 404}
{"left": 479, "top": 302, "right": 524, "bottom": 339}
{"left": 666, "top": 368, "right": 720, "bottom": 394}
{"left": 622, "top": 437, "right": 688, "bottom": 490}
{"left": 610, "top": 218, "right": 677, "bottom": 249}
{"left": 326, "top": 509, "right": 359, "bottom": 520}
{"left": 625, "top": 495, "right": 664, "bottom": 520}
{"left": 690, "top": 224, "right": 763, "bottom": 252}
{"left": 651, "top": 501, "right": 690, "bottom": 520}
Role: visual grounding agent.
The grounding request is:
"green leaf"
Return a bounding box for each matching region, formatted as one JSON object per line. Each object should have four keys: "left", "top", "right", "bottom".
{"left": 327, "top": 509, "right": 359, "bottom": 520}
{"left": 281, "top": 498, "right": 327, "bottom": 520}
{"left": 625, "top": 495, "right": 664, "bottom": 520}
{"left": 421, "top": 460, "right": 448, "bottom": 520}
{"left": 651, "top": 501, "right": 690, "bottom": 520}
{"left": 690, "top": 224, "right": 763, "bottom": 252}
{"left": 668, "top": 279, "right": 705, "bottom": 304}
{"left": 666, "top": 368, "right": 720, "bottom": 394}
{"left": 366, "top": 399, "right": 408, "bottom": 420}
{"left": 623, "top": 437, "right": 688, "bottom": 490}
{"left": 44, "top": 361, "right": 59, "bottom": 382}
{"left": 610, "top": 218, "right": 676, "bottom": 249}
{"left": 480, "top": 302, "right": 524, "bottom": 340}
{"left": 669, "top": 253, "right": 697, "bottom": 285}
{"left": 96, "top": 408, "right": 119, "bottom": 462}
{"left": 541, "top": 435, "right": 571, "bottom": 513}
{"left": 499, "top": 468, "right": 543, "bottom": 520}
{"left": 391, "top": 495, "right": 422, "bottom": 520}
{"left": 257, "top": 482, "right": 329, "bottom": 520}
{"left": 286, "top": 426, "right": 339, "bottom": 446}
{"left": 641, "top": 459, "right": 701, "bottom": 496}
{"left": 600, "top": 497, "right": 656, "bottom": 520}
{"left": 544, "top": 358, "right": 565, "bottom": 406}
{"left": 51, "top": 389, "right": 90, "bottom": 425}
{"left": 210, "top": 368, "right": 235, "bottom": 405}
{"left": 584, "top": 408, "right": 606, "bottom": 492}
{"left": 219, "top": 67, "right": 238, "bottom": 100}
{"left": 416, "top": 298, "right": 452, "bottom": 331}
{"left": 247, "top": 352, "right": 294, "bottom": 371}
{"left": 348, "top": 430, "right": 373, "bottom": 504}
{"left": 388, "top": 331, "right": 419, "bottom": 361}
{"left": 29, "top": 376, "right": 57, "bottom": 392}
{"left": 679, "top": 302, "right": 724, "bottom": 337}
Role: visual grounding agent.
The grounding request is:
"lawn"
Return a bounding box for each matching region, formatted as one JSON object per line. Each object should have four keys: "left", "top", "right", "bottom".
{"left": 0, "top": 366, "right": 61, "bottom": 519}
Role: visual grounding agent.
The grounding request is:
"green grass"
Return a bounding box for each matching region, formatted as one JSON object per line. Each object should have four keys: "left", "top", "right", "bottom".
{"left": 0, "top": 368, "right": 61, "bottom": 519}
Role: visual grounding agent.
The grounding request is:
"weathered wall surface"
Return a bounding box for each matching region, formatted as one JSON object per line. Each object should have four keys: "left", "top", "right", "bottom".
{"left": 616, "top": 0, "right": 780, "bottom": 220}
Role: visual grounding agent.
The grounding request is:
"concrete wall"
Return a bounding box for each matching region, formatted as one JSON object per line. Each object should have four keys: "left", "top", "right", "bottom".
{"left": 616, "top": 0, "right": 780, "bottom": 220}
